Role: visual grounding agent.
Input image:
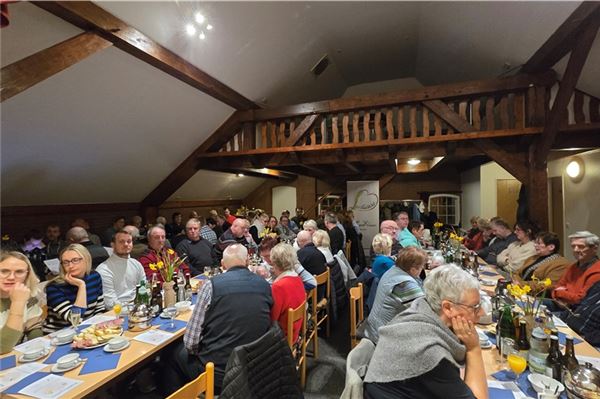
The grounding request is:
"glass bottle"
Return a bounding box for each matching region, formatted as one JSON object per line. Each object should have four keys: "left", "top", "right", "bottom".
{"left": 172, "top": 272, "right": 179, "bottom": 301}
{"left": 151, "top": 282, "right": 163, "bottom": 316}
{"left": 184, "top": 273, "right": 193, "bottom": 301}
{"left": 177, "top": 269, "right": 186, "bottom": 302}
{"left": 137, "top": 281, "right": 149, "bottom": 306}
{"left": 517, "top": 319, "right": 530, "bottom": 357}
{"left": 562, "top": 335, "right": 579, "bottom": 372}
{"left": 546, "top": 335, "right": 563, "bottom": 381}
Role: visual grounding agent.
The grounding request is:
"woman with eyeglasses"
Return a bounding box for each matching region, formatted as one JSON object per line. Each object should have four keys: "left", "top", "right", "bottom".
{"left": 0, "top": 251, "right": 43, "bottom": 354}
{"left": 513, "top": 231, "right": 570, "bottom": 289}
{"left": 43, "top": 244, "right": 105, "bottom": 333}
{"left": 364, "top": 265, "right": 488, "bottom": 399}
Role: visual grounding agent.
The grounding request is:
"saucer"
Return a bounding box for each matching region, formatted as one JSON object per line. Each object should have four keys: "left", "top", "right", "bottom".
{"left": 18, "top": 349, "right": 50, "bottom": 363}
{"left": 52, "top": 337, "right": 74, "bottom": 346}
{"left": 480, "top": 340, "right": 493, "bottom": 349}
{"left": 480, "top": 279, "right": 496, "bottom": 286}
{"left": 103, "top": 341, "right": 130, "bottom": 353}
{"left": 51, "top": 359, "right": 84, "bottom": 373}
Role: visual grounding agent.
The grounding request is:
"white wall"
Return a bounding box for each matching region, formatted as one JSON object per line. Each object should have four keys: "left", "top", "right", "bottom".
{"left": 460, "top": 167, "right": 481, "bottom": 227}
{"left": 479, "top": 162, "right": 516, "bottom": 219}
{"left": 272, "top": 186, "right": 296, "bottom": 220}
{"left": 548, "top": 149, "right": 600, "bottom": 253}
{"left": 342, "top": 77, "right": 423, "bottom": 97}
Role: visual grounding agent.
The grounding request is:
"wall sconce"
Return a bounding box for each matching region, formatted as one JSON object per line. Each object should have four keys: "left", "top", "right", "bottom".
{"left": 565, "top": 157, "right": 584, "bottom": 182}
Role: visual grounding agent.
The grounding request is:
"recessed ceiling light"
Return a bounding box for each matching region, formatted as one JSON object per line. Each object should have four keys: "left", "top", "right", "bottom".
{"left": 185, "top": 24, "right": 196, "bottom": 36}
{"left": 199, "top": 31, "right": 206, "bottom": 40}
{"left": 195, "top": 12, "right": 205, "bottom": 24}
{"left": 407, "top": 158, "right": 421, "bottom": 166}
{"left": 206, "top": 24, "right": 213, "bottom": 31}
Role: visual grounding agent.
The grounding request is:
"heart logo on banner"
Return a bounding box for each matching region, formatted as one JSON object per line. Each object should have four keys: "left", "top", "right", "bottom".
{"left": 350, "top": 189, "right": 379, "bottom": 211}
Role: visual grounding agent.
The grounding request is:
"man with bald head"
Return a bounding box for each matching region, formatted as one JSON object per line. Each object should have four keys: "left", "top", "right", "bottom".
{"left": 212, "top": 218, "right": 257, "bottom": 263}
{"left": 161, "top": 244, "right": 272, "bottom": 395}
{"left": 297, "top": 230, "right": 327, "bottom": 276}
{"left": 71, "top": 218, "right": 101, "bottom": 246}
{"left": 65, "top": 226, "right": 109, "bottom": 269}
{"left": 370, "top": 220, "right": 402, "bottom": 262}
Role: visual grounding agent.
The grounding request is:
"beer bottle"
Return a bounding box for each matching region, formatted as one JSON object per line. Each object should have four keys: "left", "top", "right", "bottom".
{"left": 184, "top": 273, "right": 193, "bottom": 302}
{"left": 562, "top": 335, "right": 579, "bottom": 372}
{"left": 517, "top": 319, "right": 530, "bottom": 357}
{"left": 546, "top": 335, "right": 563, "bottom": 381}
{"left": 151, "top": 282, "right": 163, "bottom": 316}
{"left": 172, "top": 272, "right": 179, "bottom": 301}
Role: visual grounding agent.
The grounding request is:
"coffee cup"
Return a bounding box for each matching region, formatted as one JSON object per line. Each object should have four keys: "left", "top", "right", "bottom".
{"left": 538, "top": 393, "right": 559, "bottom": 399}
{"left": 56, "top": 329, "right": 75, "bottom": 343}
{"left": 107, "top": 337, "right": 128, "bottom": 350}
{"left": 23, "top": 346, "right": 45, "bottom": 360}
{"left": 56, "top": 353, "right": 80, "bottom": 369}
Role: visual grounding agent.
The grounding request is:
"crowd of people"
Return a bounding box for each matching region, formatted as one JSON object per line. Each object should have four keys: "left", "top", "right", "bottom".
{"left": 2, "top": 206, "right": 599, "bottom": 398}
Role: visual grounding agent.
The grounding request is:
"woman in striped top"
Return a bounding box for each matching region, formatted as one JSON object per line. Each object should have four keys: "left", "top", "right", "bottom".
{"left": 43, "top": 244, "right": 105, "bottom": 333}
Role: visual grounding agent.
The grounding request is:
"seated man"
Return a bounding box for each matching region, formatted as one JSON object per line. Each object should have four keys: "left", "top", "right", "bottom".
{"left": 296, "top": 230, "right": 327, "bottom": 276}
{"left": 476, "top": 218, "right": 517, "bottom": 265}
{"left": 176, "top": 218, "right": 214, "bottom": 276}
{"left": 563, "top": 282, "right": 600, "bottom": 347}
{"left": 122, "top": 225, "right": 147, "bottom": 260}
{"left": 96, "top": 230, "right": 146, "bottom": 308}
{"left": 139, "top": 225, "right": 189, "bottom": 281}
{"left": 212, "top": 218, "right": 257, "bottom": 263}
{"left": 161, "top": 244, "right": 272, "bottom": 395}
{"left": 552, "top": 231, "right": 600, "bottom": 308}
{"left": 65, "top": 227, "right": 109, "bottom": 269}
{"left": 370, "top": 220, "right": 401, "bottom": 262}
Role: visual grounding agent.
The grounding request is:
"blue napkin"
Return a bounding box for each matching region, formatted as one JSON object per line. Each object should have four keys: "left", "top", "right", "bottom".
{"left": 44, "top": 343, "right": 75, "bottom": 364}
{"left": 0, "top": 355, "right": 16, "bottom": 370}
{"left": 485, "top": 331, "right": 497, "bottom": 345}
{"left": 152, "top": 318, "right": 187, "bottom": 332}
{"left": 1, "top": 372, "right": 50, "bottom": 394}
{"left": 192, "top": 293, "right": 198, "bottom": 305}
{"left": 488, "top": 387, "right": 516, "bottom": 399}
{"left": 557, "top": 331, "right": 583, "bottom": 346}
{"left": 77, "top": 346, "right": 107, "bottom": 359}
{"left": 79, "top": 352, "right": 121, "bottom": 375}
{"left": 493, "top": 370, "right": 567, "bottom": 399}
{"left": 480, "top": 271, "right": 498, "bottom": 277}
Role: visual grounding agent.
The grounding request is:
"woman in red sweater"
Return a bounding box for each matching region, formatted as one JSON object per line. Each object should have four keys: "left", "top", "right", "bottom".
{"left": 269, "top": 243, "right": 306, "bottom": 342}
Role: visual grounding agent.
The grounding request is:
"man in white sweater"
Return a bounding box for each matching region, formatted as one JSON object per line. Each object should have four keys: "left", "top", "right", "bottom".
{"left": 97, "top": 230, "right": 146, "bottom": 308}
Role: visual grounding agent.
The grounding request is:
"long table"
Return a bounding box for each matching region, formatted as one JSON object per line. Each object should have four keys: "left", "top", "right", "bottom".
{"left": 0, "top": 306, "right": 194, "bottom": 398}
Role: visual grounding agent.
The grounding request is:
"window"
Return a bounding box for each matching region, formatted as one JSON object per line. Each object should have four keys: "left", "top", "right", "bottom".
{"left": 428, "top": 194, "right": 461, "bottom": 226}
{"left": 318, "top": 195, "right": 343, "bottom": 215}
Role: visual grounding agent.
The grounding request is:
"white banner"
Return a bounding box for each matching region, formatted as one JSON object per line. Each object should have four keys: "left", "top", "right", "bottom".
{"left": 347, "top": 181, "right": 379, "bottom": 253}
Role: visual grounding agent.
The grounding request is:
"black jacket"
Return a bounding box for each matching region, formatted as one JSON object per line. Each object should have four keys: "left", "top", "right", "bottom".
{"left": 219, "top": 323, "right": 304, "bottom": 399}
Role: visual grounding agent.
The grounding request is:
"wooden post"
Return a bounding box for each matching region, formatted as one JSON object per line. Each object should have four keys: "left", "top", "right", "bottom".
{"left": 140, "top": 205, "right": 159, "bottom": 226}
{"left": 527, "top": 145, "right": 549, "bottom": 230}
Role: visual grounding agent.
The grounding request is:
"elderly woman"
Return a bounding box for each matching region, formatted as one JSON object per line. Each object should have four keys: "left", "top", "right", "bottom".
{"left": 364, "top": 265, "right": 488, "bottom": 399}
{"left": 371, "top": 233, "right": 395, "bottom": 278}
{"left": 363, "top": 247, "right": 426, "bottom": 344}
{"left": 465, "top": 218, "right": 490, "bottom": 252}
{"left": 293, "top": 219, "right": 318, "bottom": 250}
{"left": 0, "top": 252, "right": 44, "bottom": 354}
{"left": 313, "top": 229, "right": 334, "bottom": 263}
{"left": 276, "top": 215, "right": 296, "bottom": 242}
{"left": 514, "top": 232, "right": 570, "bottom": 287}
{"left": 43, "top": 244, "right": 105, "bottom": 333}
{"left": 257, "top": 237, "right": 316, "bottom": 290}
{"left": 497, "top": 220, "right": 538, "bottom": 273}
{"left": 269, "top": 243, "right": 306, "bottom": 341}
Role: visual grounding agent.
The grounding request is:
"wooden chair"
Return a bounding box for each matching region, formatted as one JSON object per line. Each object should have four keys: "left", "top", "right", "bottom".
{"left": 287, "top": 300, "right": 307, "bottom": 388}
{"left": 314, "top": 268, "right": 331, "bottom": 338}
{"left": 167, "top": 362, "right": 214, "bottom": 399}
{"left": 345, "top": 240, "right": 352, "bottom": 262}
{"left": 349, "top": 283, "right": 364, "bottom": 349}
{"left": 305, "top": 287, "right": 318, "bottom": 359}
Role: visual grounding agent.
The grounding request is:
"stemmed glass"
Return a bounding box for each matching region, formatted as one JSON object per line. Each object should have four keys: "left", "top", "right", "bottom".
{"left": 506, "top": 349, "right": 527, "bottom": 380}
{"left": 164, "top": 306, "right": 177, "bottom": 329}
{"left": 70, "top": 307, "right": 82, "bottom": 331}
{"left": 113, "top": 302, "right": 122, "bottom": 319}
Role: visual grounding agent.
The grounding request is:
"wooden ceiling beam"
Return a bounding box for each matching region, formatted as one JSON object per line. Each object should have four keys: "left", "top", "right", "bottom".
{"left": 533, "top": 16, "right": 600, "bottom": 166}
{"left": 521, "top": 2, "right": 600, "bottom": 73}
{"left": 474, "top": 139, "right": 528, "bottom": 183}
{"left": 1, "top": 32, "right": 112, "bottom": 102}
{"left": 268, "top": 114, "right": 318, "bottom": 165}
{"left": 423, "top": 100, "right": 476, "bottom": 132}
{"left": 33, "top": 1, "right": 257, "bottom": 110}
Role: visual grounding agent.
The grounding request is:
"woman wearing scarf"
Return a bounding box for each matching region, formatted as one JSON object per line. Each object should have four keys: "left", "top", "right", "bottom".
{"left": 514, "top": 231, "right": 570, "bottom": 289}
{"left": 364, "top": 265, "right": 488, "bottom": 399}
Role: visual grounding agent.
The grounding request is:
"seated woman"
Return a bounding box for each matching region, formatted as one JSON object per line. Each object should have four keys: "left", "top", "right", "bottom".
{"left": 0, "top": 251, "right": 44, "bottom": 354}
{"left": 364, "top": 265, "right": 488, "bottom": 399}
{"left": 276, "top": 215, "right": 296, "bottom": 242}
{"left": 313, "top": 229, "right": 334, "bottom": 264}
{"left": 43, "top": 244, "right": 105, "bottom": 333}
{"left": 269, "top": 243, "right": 306, "bottom": 342}
{"left": 256, "top": 237, "right": 316, "bottom": 290}
{"left": 497, "top": 220, "right": 538, "bottom": 273}
{"left": 464, "top": 218, "right": 490, "bottom": 252}
{"left": 362, "top": 247, "right": 426, "bottom": 344}
{"left": 513, "top": 232, "right": 570, "bottom": 287}
{"left": 371, "top": 234, "right": 395, "bottom": 278}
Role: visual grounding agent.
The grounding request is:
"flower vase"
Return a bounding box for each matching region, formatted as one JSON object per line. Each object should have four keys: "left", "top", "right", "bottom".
{"left": 163, "top": 281, "right": 176, "bottom": 308}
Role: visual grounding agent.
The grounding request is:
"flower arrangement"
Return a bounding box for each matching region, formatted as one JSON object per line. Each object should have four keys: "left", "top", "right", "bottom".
{"left": 148, "top": 249, "right": 187, "bottom": 282}
{"left": 259, "top": 227, "right": 278, "bottom": 239}
{"left": 506, "top": 276, "right": 552, "bottom": 316}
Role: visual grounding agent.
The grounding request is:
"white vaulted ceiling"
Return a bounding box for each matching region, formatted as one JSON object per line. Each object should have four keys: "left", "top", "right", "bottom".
{"left": 1, "top": 1, "right": 598, "bottom": 206}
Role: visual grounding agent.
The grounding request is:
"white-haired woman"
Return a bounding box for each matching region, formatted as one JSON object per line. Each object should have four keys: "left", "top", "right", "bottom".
{"left": 371, "top": 233, "right": 394, "bottom": 278}
{"left": 43, "top": 244, "right": 105, "bottom": 333}
{"left": 0, "top": 251, "right": 43, "bottom": 354}
{"left": 269, "top": 243, "right": 306, "bottom": 342}
{"left": 364, "top": 265, "right": 488, "bottom": 399}
{"left": 313, "top": 229, "right": 334, "bottom": 263}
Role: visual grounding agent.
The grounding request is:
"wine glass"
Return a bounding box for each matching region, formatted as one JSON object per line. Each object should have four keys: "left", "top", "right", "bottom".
{"left": 113, "top": 302, "right": 122, "bottom": 319}
{"left": 164, "top": 306, "right": 177, "bottom": 329}
{"left": 507, "top": 349, "right": 527, "bottom": 380}
{"left": 70, "top": 307, "right": 82, "bottom": 331}
{"left": 203, "top": 266, "right": 211, "bottom": 277}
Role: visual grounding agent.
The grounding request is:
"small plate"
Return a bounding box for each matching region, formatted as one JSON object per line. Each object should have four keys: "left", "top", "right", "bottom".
{"left": 51, "top": 359, "right": 84, "bottom": 373}
{"left": 480, "top": 279, "right": 496, "bottom": 286}
{"left": 18, "top": 349, "right": 50, "bottom": 363}
{"left": 103, "top": 341, "right": 130, "bottom": 353}
{"left": 480, "top": 340, "right": 493, "bottom": 349}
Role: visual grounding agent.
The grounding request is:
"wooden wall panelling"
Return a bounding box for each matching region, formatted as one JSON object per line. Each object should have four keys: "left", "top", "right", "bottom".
{"left": 514, "top": 92, "right": 525, "bottom": 129}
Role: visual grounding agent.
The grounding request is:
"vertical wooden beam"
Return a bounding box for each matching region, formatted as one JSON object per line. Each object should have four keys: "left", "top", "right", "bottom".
{"left": 528, "top": 145, "right": 549, "bottom": 230}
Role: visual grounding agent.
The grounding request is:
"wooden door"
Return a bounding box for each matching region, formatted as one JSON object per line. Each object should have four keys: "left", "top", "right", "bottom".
{"left": 496, "top": 179, "right": 521, "bottom": 227}
{"left": 549, "top": 176, "right": 565, "bottom": 256}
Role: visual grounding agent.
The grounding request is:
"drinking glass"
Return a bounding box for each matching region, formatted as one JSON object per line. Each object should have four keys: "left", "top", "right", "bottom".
{"left": 500, "top": 337, "right": 515, "bottom": 368}
{"left": 113, "top": 302, "right": 122, "bottom": 319}
{"left": 507, "top": 349, "right": 527, "bottom": 380}
{"left": 164, "top": 307, "right": 177, "bottom": 329}
{"left": 70, "top": 308, "right": 82, "bottom": 330}
{"left": 203, "top": 266, "right": 211, "bottom": 277}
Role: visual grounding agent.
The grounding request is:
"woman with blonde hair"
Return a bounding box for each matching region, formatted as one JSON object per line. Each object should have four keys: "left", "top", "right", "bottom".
{"left": 43, "top": 244, "right": 105, "bottom": 333}
{"left": 371, "top": 233, "right": 394, "bottom": 278}
{"left": 313, "top": 229, "right": 334, "bottom": 263}
{"left": 0, "top": 251, "right": 43, "bottom": 353}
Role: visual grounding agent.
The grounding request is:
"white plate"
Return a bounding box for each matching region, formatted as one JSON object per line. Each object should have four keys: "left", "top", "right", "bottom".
{"left": 103, "top": 341, "right": 130, "bottom": 353}
{"left": 18, "top": 349, "right": 50, "bottom": 363}
{"left": 51, "top": 359, "right": 85, "bottom": 373}
{"left": 480, "top": 279, "right": 496, "bottom": 286}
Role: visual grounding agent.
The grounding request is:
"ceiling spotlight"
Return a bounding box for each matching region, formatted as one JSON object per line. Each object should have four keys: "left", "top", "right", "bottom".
{"left": 199, "top": 31, "right": 206, "bottom": 40}
{"left": 206, "top": 24, "right": 213, "bottom": 31}
{"left": 237, "top": 173, "right": 244, "bottom": 177}
{"left": 407, "top": 158, "right": 421, "bottom": 166}
{"left": 185, "top": 24, "right": 196, "bottom": 36}
{"left": 195, "top": 12, "right": 205, "bottom": 24}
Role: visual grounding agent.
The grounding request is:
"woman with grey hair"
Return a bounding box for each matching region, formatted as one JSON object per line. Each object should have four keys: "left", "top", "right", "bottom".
{"left": 269, "top": 243, "right": 306, "bottom": 342}
{"left": 364, "top": 265, "right": 488, "bottom": 399}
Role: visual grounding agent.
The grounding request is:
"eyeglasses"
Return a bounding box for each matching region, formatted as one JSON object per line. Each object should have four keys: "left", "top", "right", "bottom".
{"left": 61, "top": 257, "right": 84, "bottom": 267}
{"left": 0, "top": 269, "right": 29, "bottom": 278}
{"left": 449, "top": 300, "right": 482, "bottom": 314}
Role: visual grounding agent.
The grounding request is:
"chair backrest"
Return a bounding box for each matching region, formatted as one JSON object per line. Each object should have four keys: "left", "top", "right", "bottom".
{"left": 345, "top": 240, "right": 352, "bottom": 261}
{"left": 349, "top": 283, "right": 364, "bottom": 348}
{"left": 167, "top": 362, "right": 214, "bottom": 399}
{"left": 314, "top": 268, "right": 331, "bottom": 299}
{"left": 287, "top": 299, "right": 307, "bottom": 349}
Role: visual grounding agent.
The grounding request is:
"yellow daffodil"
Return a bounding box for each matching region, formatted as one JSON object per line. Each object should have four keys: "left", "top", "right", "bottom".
{"left": 167, "top": 249, "right": 175, "bottom": 255}
{"left": 149, "top": 263, "right": 157, "bottom": 271}
{"left": 434, "top": 222, "right": 443, "bottom": 228}
{"left": 543, "top": 278, "right": 552, "bottom": 287}
{"left": 1, "top": 234, "right": 10, "bottom": 241}
{"left": 157, "top": 261, "right": 164, "bottom": 269}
